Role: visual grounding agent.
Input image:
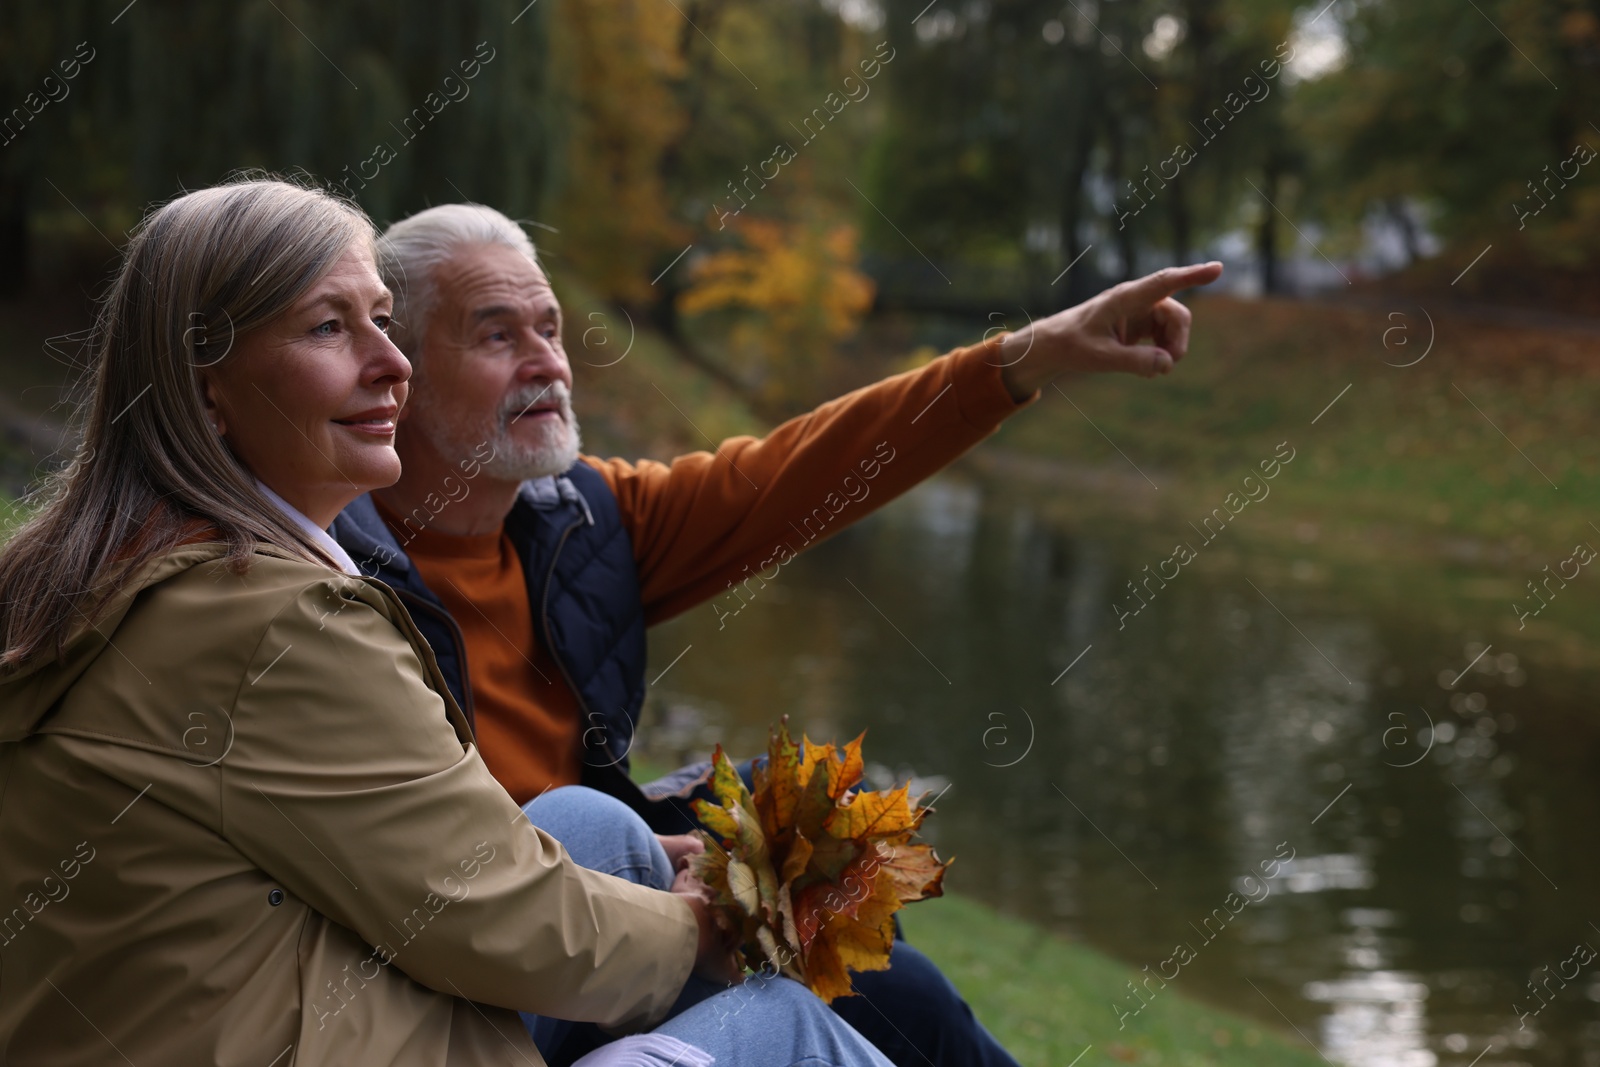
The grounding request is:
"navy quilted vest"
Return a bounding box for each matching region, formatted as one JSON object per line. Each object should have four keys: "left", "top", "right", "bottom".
{"left": 330, "top": 461, "right": 647, "bottom": 773}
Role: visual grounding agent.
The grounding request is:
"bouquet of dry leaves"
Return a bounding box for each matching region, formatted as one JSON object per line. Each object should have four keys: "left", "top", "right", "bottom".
{"left": 688, "top": 720, "right": 950, "bottom": 1002}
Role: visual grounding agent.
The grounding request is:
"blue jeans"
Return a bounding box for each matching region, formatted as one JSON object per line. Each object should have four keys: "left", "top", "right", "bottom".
{"left": 519, "top": 787, "right": 893, "bottom": 1067}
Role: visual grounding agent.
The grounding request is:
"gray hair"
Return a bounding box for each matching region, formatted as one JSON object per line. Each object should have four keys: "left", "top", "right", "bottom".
{"left": 377, "top": 203, "right": 540, "bottom": 367}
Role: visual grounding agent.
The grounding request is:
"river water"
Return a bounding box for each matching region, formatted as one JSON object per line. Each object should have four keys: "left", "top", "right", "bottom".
{"left": 645, "top": 469, "right": 1600, "bottom": 1067}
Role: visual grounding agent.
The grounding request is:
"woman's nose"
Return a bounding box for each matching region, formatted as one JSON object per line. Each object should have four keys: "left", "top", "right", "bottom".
{"left": 365, "top": 328, "right": 412, "bottom": 385}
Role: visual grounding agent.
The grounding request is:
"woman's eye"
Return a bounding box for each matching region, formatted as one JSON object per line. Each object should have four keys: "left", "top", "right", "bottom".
{"left": 313, "top": 320, "right": 338, "bottom": 337}
{"left": 374, "top": 315, "right": 393, "bottom": 334}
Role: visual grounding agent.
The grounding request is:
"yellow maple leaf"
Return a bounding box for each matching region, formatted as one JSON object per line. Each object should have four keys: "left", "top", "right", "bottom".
{"left": 690, "top": 719, "right": 950, "bottom": 1002}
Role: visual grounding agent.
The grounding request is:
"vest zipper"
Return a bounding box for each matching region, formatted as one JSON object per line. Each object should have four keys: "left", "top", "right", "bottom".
{"left": 539, "top": 515, "right": 613, "bottom": 765}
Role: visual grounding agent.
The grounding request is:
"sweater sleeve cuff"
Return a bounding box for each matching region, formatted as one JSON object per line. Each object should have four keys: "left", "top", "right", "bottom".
{"left": 950, "top": 331, "right": 1039, "bottom": 430}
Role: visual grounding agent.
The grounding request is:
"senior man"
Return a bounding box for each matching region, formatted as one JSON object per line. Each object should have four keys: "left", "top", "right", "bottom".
{"left": 333, "top": 203, "right": 1221, "bottom": 1067}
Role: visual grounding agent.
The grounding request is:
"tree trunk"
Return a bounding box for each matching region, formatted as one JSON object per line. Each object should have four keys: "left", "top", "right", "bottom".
{"left": 1106, "top": 119, "right": 1136, "bottom": 281}
{"left": 1175, "top": 0, "right": 1214, "bottom": 271}
{"left": 1057, "top": 92, "right": 1095, "bottom": 307}
{"left": 1257, "top": 166, "right": 1279, "bottom": 295}
{"left": 1170, "top": 174, "right": 1191, "bottom": 267}
{"left": 1387, "top": 198, "right": 1420, "bottom": 264}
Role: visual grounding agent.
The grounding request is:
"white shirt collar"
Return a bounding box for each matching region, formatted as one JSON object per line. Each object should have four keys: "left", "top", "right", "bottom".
{"left": 254, "top": 480, "right": 361, "bottom": 577}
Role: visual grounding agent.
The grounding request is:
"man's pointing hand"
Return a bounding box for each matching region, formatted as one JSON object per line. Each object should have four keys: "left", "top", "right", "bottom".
{"left": 996, "top": 261, "right": 1225, "bottom": 400}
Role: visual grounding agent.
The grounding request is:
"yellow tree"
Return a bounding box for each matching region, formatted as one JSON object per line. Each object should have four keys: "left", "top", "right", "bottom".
{"left": 677, "top": 211, "right": 875, "bottom": 414}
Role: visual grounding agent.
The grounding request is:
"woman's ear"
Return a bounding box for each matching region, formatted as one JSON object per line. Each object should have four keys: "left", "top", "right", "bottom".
{"left": 197, "top": 373, "right": 228, "bottom": 436}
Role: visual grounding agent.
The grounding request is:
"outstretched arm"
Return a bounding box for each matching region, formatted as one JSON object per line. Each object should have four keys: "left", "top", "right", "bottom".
{"left": 591, "top": 261, "right": 1224, "bottom": 626}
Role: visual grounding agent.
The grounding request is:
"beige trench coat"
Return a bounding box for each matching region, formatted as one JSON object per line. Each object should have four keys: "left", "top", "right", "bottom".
{"left": 0, "top": 543, "right": 697, "bottom": 1065}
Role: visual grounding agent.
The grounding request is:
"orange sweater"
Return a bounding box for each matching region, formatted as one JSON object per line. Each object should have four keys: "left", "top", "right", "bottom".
{"left": 371, "top": 495, "right": 584, "bottom": 792}
{"left": 385, "top": 336, "right": 1036, "bottom": 804}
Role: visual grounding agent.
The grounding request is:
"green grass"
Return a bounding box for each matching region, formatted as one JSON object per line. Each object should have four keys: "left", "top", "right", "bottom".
{"left": 901, "top": 894, "right": 1323, "bottom": 1067}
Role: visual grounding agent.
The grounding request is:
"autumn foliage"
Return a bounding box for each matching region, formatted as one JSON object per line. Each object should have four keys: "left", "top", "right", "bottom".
{"left": 677, "top": 214, "right": 876, "bottom": 414}
{"left": 689, "top": 721, "right": 949, "bottom": 1002}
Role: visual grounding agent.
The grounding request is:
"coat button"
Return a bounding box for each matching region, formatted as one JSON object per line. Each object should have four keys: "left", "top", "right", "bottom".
{"left": 268, "top": 889, "right": 285, "bottom": 906}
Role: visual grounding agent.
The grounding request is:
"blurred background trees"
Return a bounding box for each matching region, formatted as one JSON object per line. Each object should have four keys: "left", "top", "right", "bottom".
{"left": 4, "top": 0, "right": 1600, "bottom": 408}
{"left": 0, "top": 0, "right": 553, "bottom": 288}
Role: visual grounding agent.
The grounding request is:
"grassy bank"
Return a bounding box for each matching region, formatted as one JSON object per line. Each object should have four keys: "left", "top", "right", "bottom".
{"left": 988, "top": 295, "right": 1600, "bottom": 543}
{"left": 902, "top": 893, "right": 1323, "bottom": 1067}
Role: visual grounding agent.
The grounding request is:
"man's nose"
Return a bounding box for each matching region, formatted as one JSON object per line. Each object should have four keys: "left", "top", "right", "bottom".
{"left": 515, "top": 331, "right": 569, "bottom": 383}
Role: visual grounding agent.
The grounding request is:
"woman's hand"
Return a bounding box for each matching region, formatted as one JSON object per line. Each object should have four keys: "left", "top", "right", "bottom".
{"left": 658, "top": 833, "right": 706, "bottom": 873}
{"left": 672, "top": 867, "right": 744, "bottom": 985}
{"left": 997, "top": 261, "right": 1225, "bottom": 399}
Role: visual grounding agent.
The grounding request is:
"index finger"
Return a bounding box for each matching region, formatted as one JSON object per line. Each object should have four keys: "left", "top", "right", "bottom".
{"left": 1110, "top": 262, "right": 1224, "bottom": 313}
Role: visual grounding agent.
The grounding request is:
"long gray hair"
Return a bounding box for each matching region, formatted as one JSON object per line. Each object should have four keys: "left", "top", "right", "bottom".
{"left": 0, "top": 176, "right": 376, "bottom": 670}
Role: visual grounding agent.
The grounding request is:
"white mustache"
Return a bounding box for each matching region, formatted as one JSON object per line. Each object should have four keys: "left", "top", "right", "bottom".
{"left": 502, "top": 381, "right": 571, "bottom": 423}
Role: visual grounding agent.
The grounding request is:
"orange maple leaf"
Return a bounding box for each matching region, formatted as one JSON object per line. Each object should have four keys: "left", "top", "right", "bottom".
{"left": 690, "top": 719, "right": 950, "bottom": 1002}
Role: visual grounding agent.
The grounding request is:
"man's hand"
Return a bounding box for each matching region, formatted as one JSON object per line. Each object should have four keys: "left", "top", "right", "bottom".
{"left": 671, "top": 866, "right": 743, "bottom": 985}
{"left": 996, "top": 261, "right": 1225, "bottom": 400}
{"left": 658, "top": 833, "right": 706, "bottom": 874}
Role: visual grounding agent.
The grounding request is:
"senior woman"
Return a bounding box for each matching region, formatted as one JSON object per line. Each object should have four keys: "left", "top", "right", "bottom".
{"left": 0, "top": 178, "right": 891, "bottom": 1067}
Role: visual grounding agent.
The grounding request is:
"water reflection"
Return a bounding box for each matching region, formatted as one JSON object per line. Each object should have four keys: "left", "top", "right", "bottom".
{"left": 1305, "top": 964, "right": 1433, "bottom": 1067}
{"left": 644, "top": 473, "right": 1600, "bottom": 1065}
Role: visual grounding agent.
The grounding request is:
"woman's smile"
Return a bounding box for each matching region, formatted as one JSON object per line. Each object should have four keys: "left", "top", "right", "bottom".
{"left": 333, "top": 405, "right": 399, "bottom": 436}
